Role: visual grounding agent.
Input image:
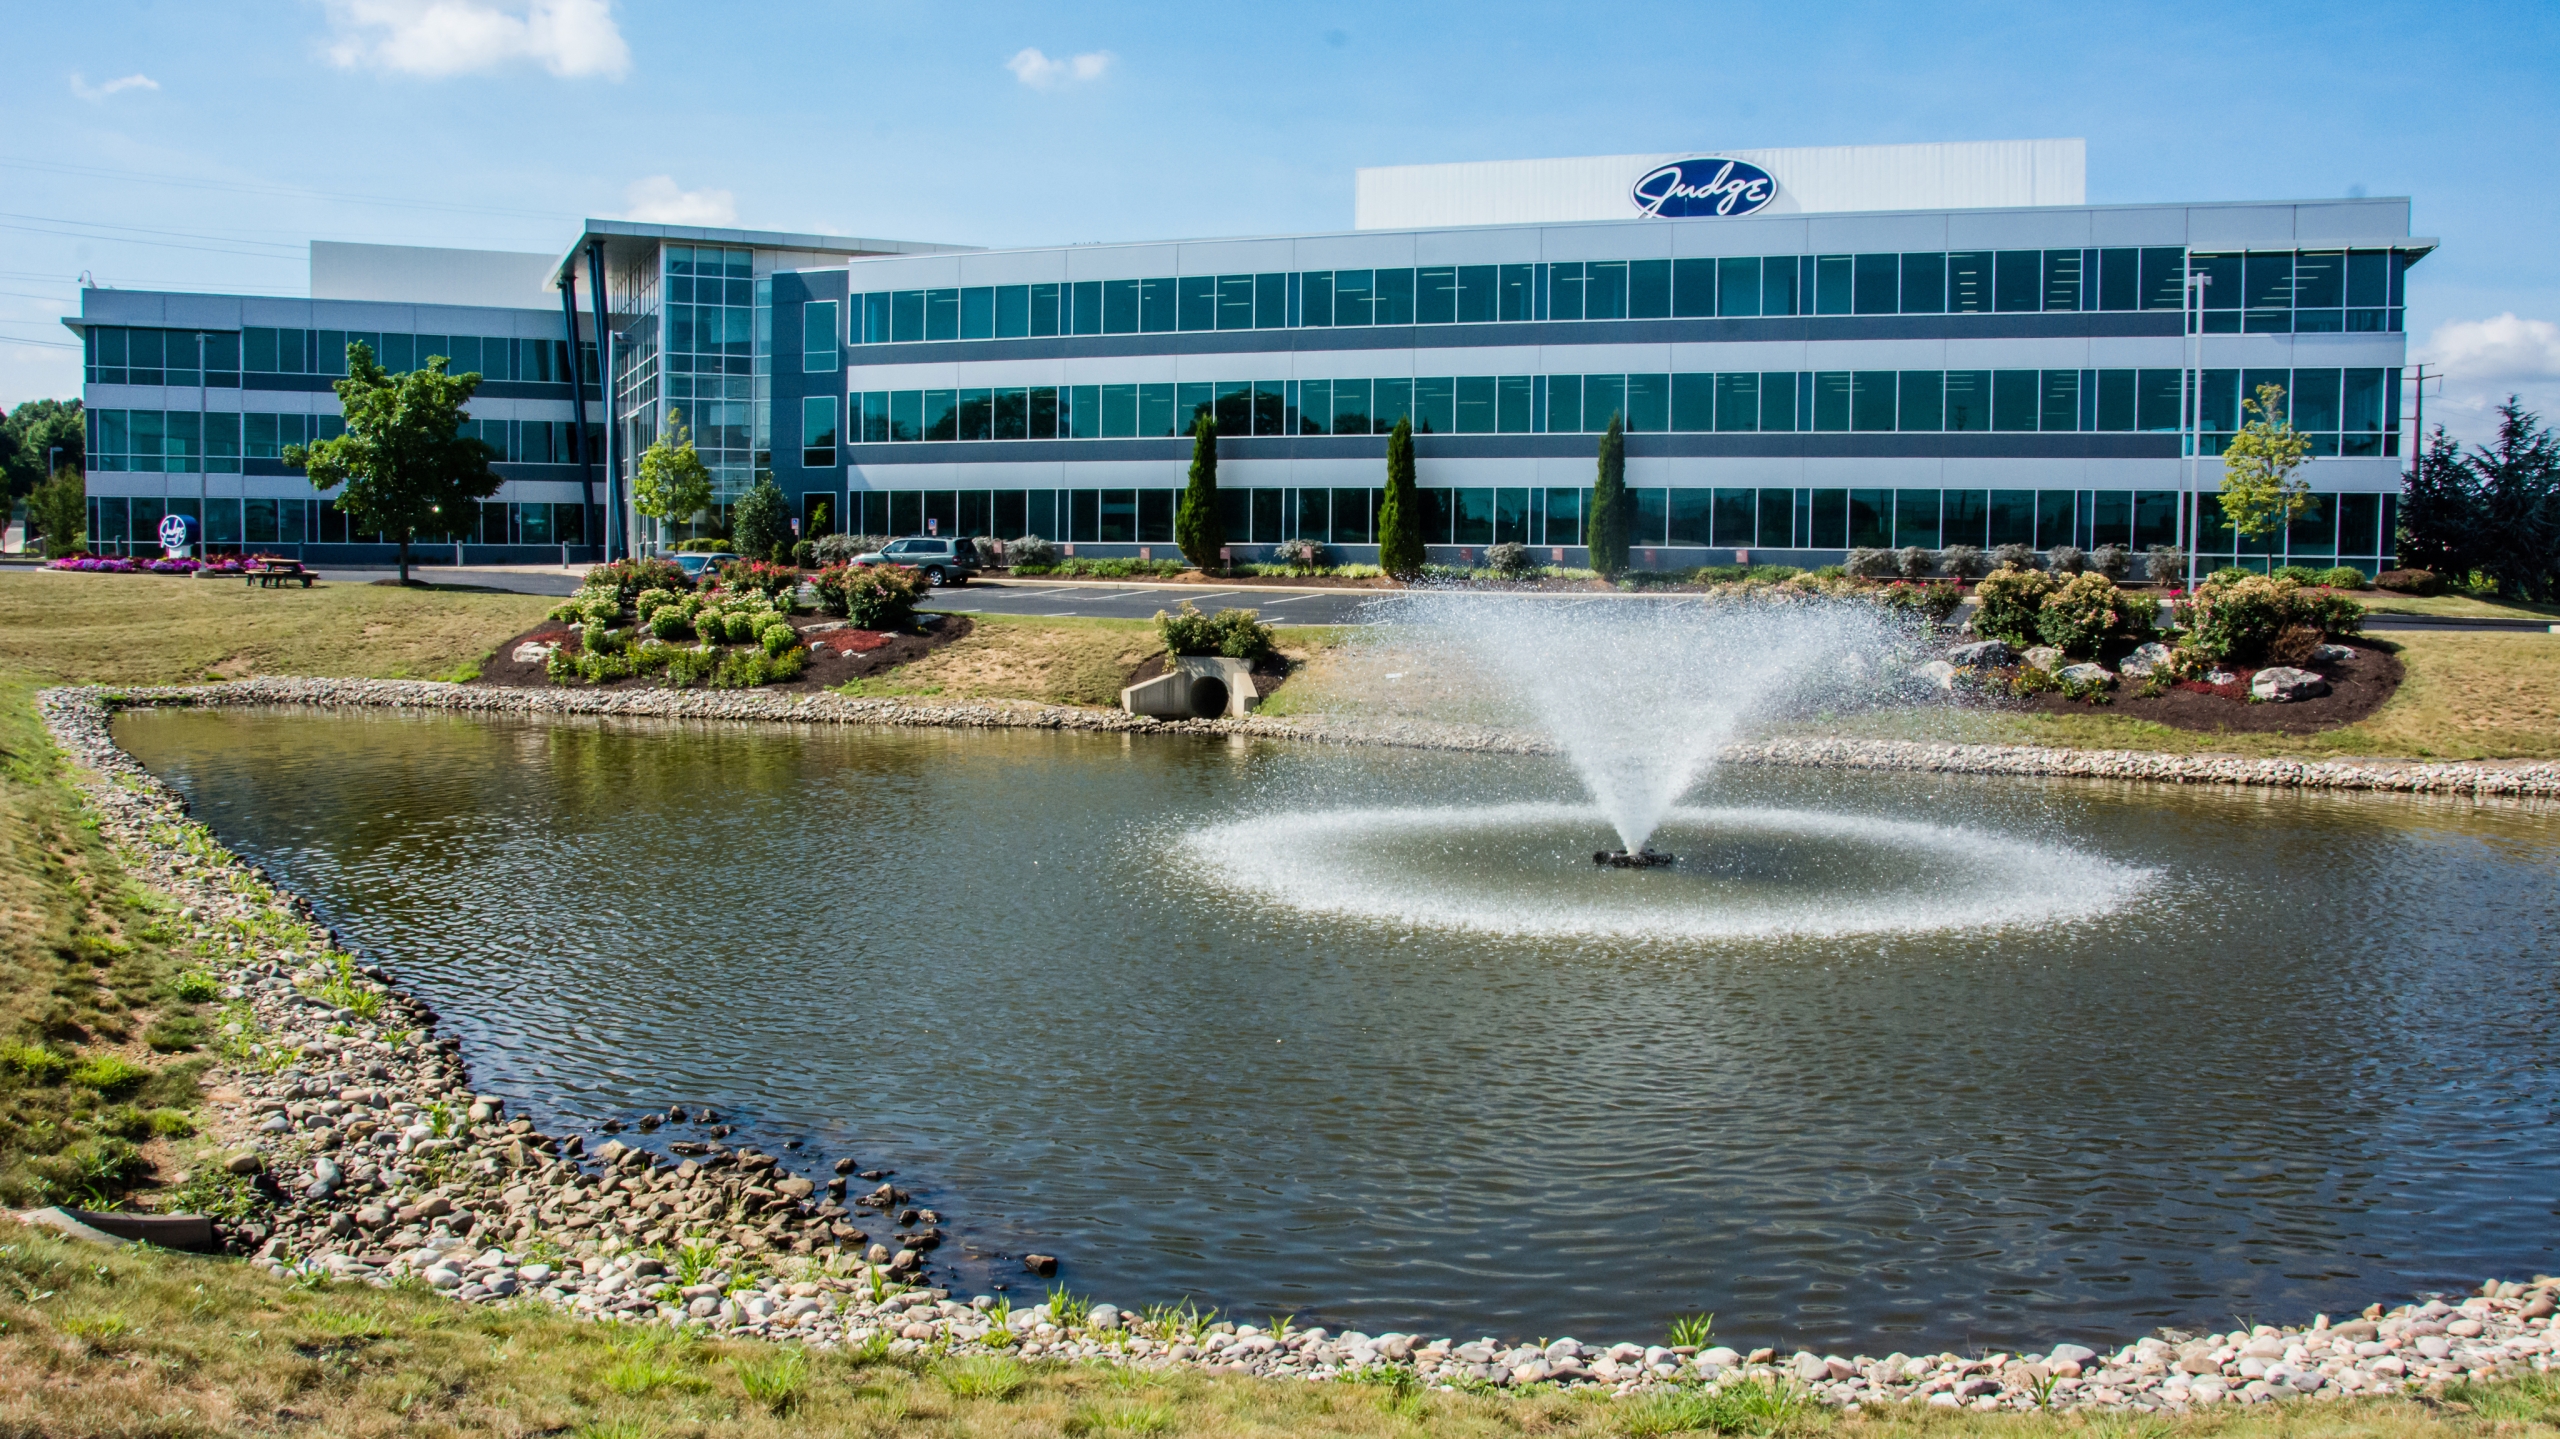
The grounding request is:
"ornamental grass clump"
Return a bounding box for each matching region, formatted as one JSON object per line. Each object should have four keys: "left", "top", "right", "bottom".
{"left": 1971, "top": 564, "right": 2058, "bottom": 644}
{"left": 2034, "top": 572, "right": 2159, "bottom": 658}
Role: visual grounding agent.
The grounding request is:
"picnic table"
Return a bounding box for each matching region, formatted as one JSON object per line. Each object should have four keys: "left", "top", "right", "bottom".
{"left": 246, "top": 557, "right": 314, "bottom": 589}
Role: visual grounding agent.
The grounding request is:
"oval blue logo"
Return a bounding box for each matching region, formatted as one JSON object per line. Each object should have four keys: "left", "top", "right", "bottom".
{"left": 1631, "top": 157, "right": 1780, "bottom": 219}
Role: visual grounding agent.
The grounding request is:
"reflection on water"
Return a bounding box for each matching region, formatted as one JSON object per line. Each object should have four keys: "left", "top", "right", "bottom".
{"left": 117, "top": 705, "right": 2560, "bottom": 1350}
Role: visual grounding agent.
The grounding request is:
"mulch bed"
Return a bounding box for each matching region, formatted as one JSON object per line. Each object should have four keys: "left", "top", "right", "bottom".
{"left": 473, "top": 614, "right": 969, "bottom": 693}
{"left": 2006, "top": 638, "right": 2404, "bottom": 734}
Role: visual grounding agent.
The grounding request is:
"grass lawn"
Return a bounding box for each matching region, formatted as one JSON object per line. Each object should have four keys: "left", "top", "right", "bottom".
{"left": 2356, "top": 591, "right": 2560, "bottom": 621}
{"left": 1819, "top": 632, "right": 2560, "bottom": 762}
{"left": 0, "top": 570, "right": 555, "bottom": 687}
{"left": 842, "top": 613, "right": 1345, "bottom": 710}
{"left": 5, "top": 1225, "right": 2558, "bottom": 1439}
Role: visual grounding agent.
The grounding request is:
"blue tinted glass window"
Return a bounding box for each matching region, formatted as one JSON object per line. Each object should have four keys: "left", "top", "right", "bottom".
{"left": 1672, "top": 258, "right": 1714, "bottom": 318}
{"left": 960, "top": 287, "right": 994, "bottom": 339}
{"left": 1948, "top": 252, "right": 1993, "bottom": 312}
{"left": 1992, "top": 370, "right": 2039, "bottom": 430}
{"left": 1498, "top": 265, "right": 1534, "bottom": 321}
{"left": 1628, "top": 259, "right": 1671, "bottom": 319}
{"left": 1547, "top": 262, "right": 1585, "bottom": 321}
{"left": 1454, "top": 266, "right": 1497, "bottom": 323}
{"left": 1216, "top": 275, "right": 1255, "bottom": 330}
{"left": 1496, "top": 376, "right": 1532, "bottom": 433}
{"left": 1672, "top": 372, "right": 1713, "bottom": 431}
{"left": 1255, "top": 273, "right": 1287, "bottom": 328}
{"left": 1028, "top": 283, "right": 1061, "bottom": 336}
{"left": 1373, "top": 268, "right": 1414, "bottom": 325}
{"left": 1814, "top": 256, "right": 1853, "bottom": 315}
{"left": 1176, "top": 275, "right": 1216, "bottom": 331}
{"left": 2043, "top": 250, "right": 2083, "bottom": 312}
{"left": 1585, "top": 261, "right": 1628, "bottom": 319}
{"left": 1583, "top": 374, "right": 1626, "bottom": 432}
{"left": 1899, "top": 253, "right": 1946, "bottom": 313}
{"left": 1547, "top": 375, "right": 1582, "bottom": 433}
{"left": 1416, "top": 267, "right": 1456, "bottom": 324}
{"left": 1852, "top": 254, "right": 1898, "bottom": 314}
{"left": 926, "top": 289, "right": 960, "bottom": 340}
{"left": 1626, "top": 373, "right": 1670, "bottom": 432}
{"left": 1139, "top": 277, "right": 1176, "bottom": 332}
{"left": 1716, "top": 257, "right": 1760, "bottom": 317}
{"left": 1454, "top": 377, "right": 1495, "bottom": 433}
{"left": 1102, "top": 279, "right": 1140, "bottom": 333}
{"left": 801, "top": 300, "right": 838, "bottom": 372}
{"left": 1414, "top": 377, "right": 1455, "bottom": 433}
{"left": 922, "top": 389, "right": 957, "bottom": 440}
{"left": 1333, "top": 269, "right": 1375, "bottom": 326}
{"left": 1813, "top": 372, "right": 1851, "bottom": 430}
{"left": 1715, "top": 373, "right": 1758, "bottom": 431}
{"left": 1073, "top": 281, "right": 1104, "bottom": 335}
{"left": 1898, "top": 371, "right": 1942, "bottom": 430}
{"left": 2041, "top": 370, "right": 2081, "bottom": 430}
{"left": 1300, "top": 271, "right": 1334, "bottom": 327}
{"left": 1851, "top": 372, "right": 1895, "bottom": 431}
{"left": 1993, "top": 252, "right": 2039, "bottom": 312}
{"left": 1761, "top": 257, "right": 1799, "bottom": 315}
{"left": 994, "top": 286, "right": 1029, "bottom": 338}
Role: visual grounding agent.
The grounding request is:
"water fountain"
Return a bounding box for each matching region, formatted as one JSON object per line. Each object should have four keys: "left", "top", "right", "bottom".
{"left": 1183, "top": 592, "right": 2155, "bottom": 939}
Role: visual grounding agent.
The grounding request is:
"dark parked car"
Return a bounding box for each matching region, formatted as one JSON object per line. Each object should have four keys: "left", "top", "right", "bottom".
{"left": 854, "top": 536, "right": 976, "bottom": 586}
{"left": 672, "top": 551, "right": 741, "bottom": 582}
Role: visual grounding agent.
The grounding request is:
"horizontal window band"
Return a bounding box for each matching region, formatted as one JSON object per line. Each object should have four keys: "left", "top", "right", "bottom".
{"left": 842, "top": 433, "right": 2186, "bottom": 464}
{"left": 841, "top": 312, "right": 2189, "bottom": 365}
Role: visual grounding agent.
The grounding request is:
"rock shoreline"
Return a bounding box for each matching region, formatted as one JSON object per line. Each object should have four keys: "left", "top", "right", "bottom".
{"left": 30, "top": 681, "right": 2560, "bottom": 1413}
{"left": 67, "top": 674, "right": 2560, "bottom": 798}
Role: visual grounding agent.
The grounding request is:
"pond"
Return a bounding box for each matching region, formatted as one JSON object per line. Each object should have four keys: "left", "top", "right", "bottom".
{"left": 119, "top": 705, "right": 2560, "bottom": 1352}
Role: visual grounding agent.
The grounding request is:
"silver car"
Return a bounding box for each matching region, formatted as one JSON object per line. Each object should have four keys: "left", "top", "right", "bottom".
{"left": 854, "top": 536, "right": 975, "bottom": 587}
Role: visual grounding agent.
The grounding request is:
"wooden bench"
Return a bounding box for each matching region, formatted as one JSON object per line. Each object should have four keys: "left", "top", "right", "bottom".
{"left": 246, "top": 557, "right": 314, "bottom": 589}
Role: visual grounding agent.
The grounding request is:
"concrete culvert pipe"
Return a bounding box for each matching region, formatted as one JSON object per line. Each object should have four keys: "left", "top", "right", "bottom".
{"left": 1188, "top": 675, "right": 1229, "bottom": 718}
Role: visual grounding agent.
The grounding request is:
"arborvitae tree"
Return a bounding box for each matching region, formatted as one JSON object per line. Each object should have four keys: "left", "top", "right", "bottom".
{"left": 1176, "top": 412, "right": 1222, "bottom": 572}
{"left": 731, "top": 473, "right": 792, "bottom": 563}
{"left": 1586, "top": 411, "right": 1630, "bottom": 577}
{"left": 1376, "top": 415, "right": 1424, "bottom": 580}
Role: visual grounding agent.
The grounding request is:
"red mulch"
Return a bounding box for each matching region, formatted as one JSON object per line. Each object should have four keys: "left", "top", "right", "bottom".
{"left": 2004, "top": 639, "right": 2404, "bottom": 734}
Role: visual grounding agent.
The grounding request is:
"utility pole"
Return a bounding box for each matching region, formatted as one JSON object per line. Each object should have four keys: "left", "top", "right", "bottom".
{"left": 2182, "top": 264, "right": 2210, "bottom": 593}
{"left": 2404, "top": 363, "right": 2439, "bottom": 472}
{"left": 197, "top": 330, "right": 209, "bottom": 560}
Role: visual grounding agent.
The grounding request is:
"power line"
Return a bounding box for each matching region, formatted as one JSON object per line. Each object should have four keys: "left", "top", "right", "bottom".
{"left": 0, "top": 334, "right": 79, "bottom": 351}
{"left": 0, "top": 219, "right": 304, "bottom": 261}
{"left": 0, "top": 155, "right": 578, "bottom": 226}
{"left": 0, "top": 210, "right": 305, "bottom": 254}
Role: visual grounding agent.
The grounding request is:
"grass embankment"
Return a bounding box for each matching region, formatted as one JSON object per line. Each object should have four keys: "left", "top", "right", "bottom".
{"left": 0, "top": 571, "right": 554, "bottom": 687}
{"left": 0, "top": 676, "right": 206, "bottom": 1209}
{"left": 4, "top": 1227, "right": 2558, "bottom": 1439}
{"left": 843, "top": 613, "right": 1345, "bottom": 710}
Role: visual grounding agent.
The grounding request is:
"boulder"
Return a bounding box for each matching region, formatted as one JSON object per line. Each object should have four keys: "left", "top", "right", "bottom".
{"left": 2251, "top": 667, "right": 2329, "bottom": 702}
{"left": 2312, "top": 643, "right": 2357, "bottom": 664}
{"left": 511, "top": 641, "right": 559, "bottom": 664}
{"left": 2023, "top": 645, "right": 2065, "bottom": 672}
{"left": 1947, "top": 640, "right": 2015, "bottom": 667}
{"left": 2058, "top": 663, "right": 2116, "bottom": 687}
{"left": 1915, "top": 659, "right": 1959, "bottom": 691}
{"left": 2117, "top": 641, "right": 2177, "bottom": 678}
{"left": 1022, "top": 1253, "right": 1058, "bottom": 1277}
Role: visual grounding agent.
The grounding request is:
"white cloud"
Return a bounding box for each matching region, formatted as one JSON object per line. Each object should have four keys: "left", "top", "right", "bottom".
{"left": 617, "top": 176, "right": 736, "bottom": 227}
{"left": 69, "top": 73, "right": 160, "bottom": 101}
{"left": 1005, "top": 47, "right": 1112, "bottom": 89}
{"left": 321, "top": 0, "right": 630, "bottom": 79}
{"left": 2415, "top": 313, "right": 2560, "bottom": 440}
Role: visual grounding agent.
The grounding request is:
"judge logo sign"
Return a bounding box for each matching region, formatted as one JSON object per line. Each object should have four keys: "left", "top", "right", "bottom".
{"left": 1631, "top": 157, "right": 1779, "bottom": 219}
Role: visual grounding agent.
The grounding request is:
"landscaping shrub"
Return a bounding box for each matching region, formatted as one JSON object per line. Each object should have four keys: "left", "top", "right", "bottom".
{"left": 2265, "top": 622, "right": 2326, "bottom": 667}
{"left": 662, "top": 645, "right": 719, "bottom": 687}
{"left": 1971, "top": 565, "right": 2058, "bottom": 643}
{"left": 2177, "top": 573, "right": 2366, "bottom": 663}
{"left": 715, "top": 558, "right": 802, "bottom": 600}
{"left": 2034, "top": 572, "right": 2159, "bottom": 657}
{"left": 810, "top": 562, "right": 926, "bottom": 629}
{"left": 812, "top": 533, "right": 870, "bottom": 565}
{"left": 1271, "top": 537, "right": 1328, "bottom": 573}
{"left": 1005, "top": 534, "right": 1056, "bottom": 569}
{"left": 2090, "top": 543, "right": 2133, "bottom": 579}
{"left": 970, "top": 536, "right": 1004, "bottom": 567}
{"left": 1878, "top": 580, "right": 1963, "bottom": 624}
{"left": 758, "top": 621, "right": 798, "bottom": 657}
{"left": 2273, "top": 564, "right": 2326, "bottom": 585}
{"left": 2146, "top": 544, "right": 2187, "bottom": 584}
{"left": 1936, "top": 544, "right": 1988, "bottom": 579}
{"left": 2046, "top": 543, "right": 2088, "bottom": 575}
{"left": 1992, "top": 542, "right": 2040, "bottom": 571}
{"left": 1155, "top": 602, "right": 1273, "bottom": 660}
{"left": 675, "top": 537, "right": 732, "bottom": 552}
{"left": 790, "top": 539, "right": 817, "bottom": 569}
{"left": 585, "top": 556, "right": 691, "bottom": 601}
{"left": 1484, "top": 541, "right": 1536, "bottom": 577}
{"left": 2375, "top": 566, "right": 2443, "bottom": 595}
{"left": 2318, "top": 564, "right": 2371, "bottom": 589}
{"left": 1844, "top": 547, "right": 1898, "bottom": 579}
{"left": 648, "top": 606, "right": 693, "bottom": 641}
{"left": 1010, "top": 557, "right": 1185, "bottom": 579}
{"left": 1893, "top": 545, "right": 1934, "bottom": 579}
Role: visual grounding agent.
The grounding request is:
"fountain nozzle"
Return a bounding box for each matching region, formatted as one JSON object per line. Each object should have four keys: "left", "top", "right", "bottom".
{"left": 1593, "top": 848, "right": 1677, "bottom": 869}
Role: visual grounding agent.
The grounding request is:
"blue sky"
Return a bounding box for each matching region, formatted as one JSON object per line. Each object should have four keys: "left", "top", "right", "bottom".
{"left": 7, "top": 0, "right": 2556, "bottom": 435}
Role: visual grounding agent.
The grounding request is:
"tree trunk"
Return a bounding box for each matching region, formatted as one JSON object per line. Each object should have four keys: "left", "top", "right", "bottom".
{"left": 398, "top": 530, "right": 412, "bottom": 586}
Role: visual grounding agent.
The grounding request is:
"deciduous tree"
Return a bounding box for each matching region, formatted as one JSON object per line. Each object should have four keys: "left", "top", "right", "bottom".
{"left": 2, "top": 398, "right": 85, "bottom": 502}
{"left": 633, "top": 407, "right": 715, "bottom": 543}
{"left": 282, "top": 342, "right": 496, "bottom": 584}
{"left": 2218, "top": 383, "right": 2314, "bottom": 542}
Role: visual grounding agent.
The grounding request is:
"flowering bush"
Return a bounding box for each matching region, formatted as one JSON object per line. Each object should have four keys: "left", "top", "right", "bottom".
{"left": 1877, "top": 579, "right": 1964, "bottom": 624}
{"left": 2176, "top": 574, "right": 2365, "bottom": 663}
{"left": 1271, "top": 537, "right": 1328, "bottom": 574}
{"left": 713, "top": 558, "right": 802, "bottom": 599}
{"left": 1970, "top": 565, "right": 2057, "bottom": 644}
{"left": 2033, "top": 572, "right": 2158, "bottom": 657}
{"left": 809, "top": 562, "right": 925, "bottom": 629}
{"left": 584, "top": 556, "right": 691, "bottom": 604}
{"left": 46, "top": 556, "right": 135, "bottom": 573}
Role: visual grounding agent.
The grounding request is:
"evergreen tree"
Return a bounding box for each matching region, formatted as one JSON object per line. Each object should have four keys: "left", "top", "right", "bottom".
{"left": 1586, "top": 411, "right": 1629, "bottom": 577}
{"left": 283, "top": 341, "right": 496, "bottom": 584}
{"left": 732, "top": 473, "right": 792, "bottom": 563}
{"left": 2396, "top": 424, "right": 2478, "bottom": 576}
{"left": 1176, "top": 412, "right": 1222, "bottom": 571}
{"left": 1376, "top": 415, "right": 1424, "bottom": 580}
{"left": 2465, "top": 398, "right": 2560, "bottom": 601}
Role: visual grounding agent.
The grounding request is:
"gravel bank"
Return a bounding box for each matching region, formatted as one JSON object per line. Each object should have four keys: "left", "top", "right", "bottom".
{"left": 30, "top": 680, "right": 2560, "bottom": 1412}
{"left": 65, "top": 674, "right": 2560, "bottom": 796}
